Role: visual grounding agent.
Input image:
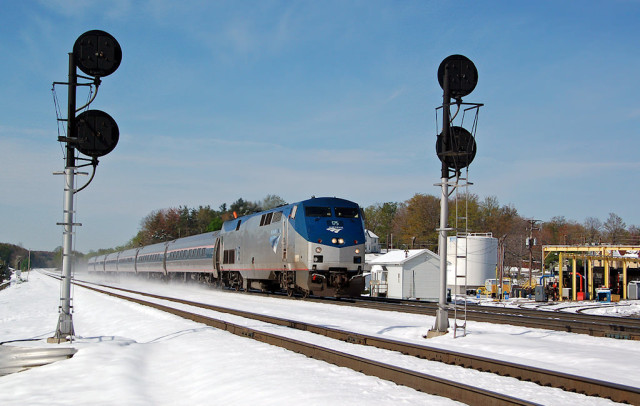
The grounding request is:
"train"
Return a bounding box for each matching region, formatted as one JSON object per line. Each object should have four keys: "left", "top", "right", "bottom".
{"left": 88, "top": 197, "right": 366, "bottom": 297}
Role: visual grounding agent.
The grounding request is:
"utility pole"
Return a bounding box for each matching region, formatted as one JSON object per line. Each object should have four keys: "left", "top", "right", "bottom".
{"left": 497, "top": 237, "right": 505, "bottom": 300}
{"left": 526, "top": 219, "right": 540, "bottom": 292}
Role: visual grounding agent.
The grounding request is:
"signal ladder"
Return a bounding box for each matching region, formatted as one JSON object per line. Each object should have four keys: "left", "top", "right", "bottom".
{"left": 452, "top": 174, "right": 471, "bottom": 338}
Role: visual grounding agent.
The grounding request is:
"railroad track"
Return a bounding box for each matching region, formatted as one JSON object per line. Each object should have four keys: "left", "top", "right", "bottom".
{"left": 73, "top": 270, "right": 640, "bottom": 340}
{"left": 62, "top": 278, "right": 535, "bottom": 406}
{"left": 464, "top": 303, "right": 640, "bottom": 340}
{"left": 61, "top": 274, "right": 640, "bottom": 404}
{"left": 287, "top": 295, "right": 640, "bottom": 341}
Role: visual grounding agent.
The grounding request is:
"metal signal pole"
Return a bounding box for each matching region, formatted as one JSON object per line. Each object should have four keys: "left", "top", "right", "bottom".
{"left": 434, "top": 67, "right": 451, "bottom": 333}
{"left": 49, "top": 30, "right": 121, "bottom": 344}
{"left": 427, "top": 55, "right": 481, "bottom": 338}
{"left": 51, "top": 53, "right": 78, "bottom": 342}
{"left": 526, "top": 219, "right": 540, "bottom": 292}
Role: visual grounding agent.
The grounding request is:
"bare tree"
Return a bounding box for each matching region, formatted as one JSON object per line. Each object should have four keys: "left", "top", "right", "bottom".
{"left": 583, "top": 216, "right": 602, "bottom": 243}
{"left": 628, "top": 225, "right": 640, "bottom": 245}
{"left": 603, "top": 212, "right": 627, "bottom": 244}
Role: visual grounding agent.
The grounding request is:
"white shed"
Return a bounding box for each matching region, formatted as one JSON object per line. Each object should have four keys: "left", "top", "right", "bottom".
{"left": 368, "top": 249, "right": 440, "bottom": 301}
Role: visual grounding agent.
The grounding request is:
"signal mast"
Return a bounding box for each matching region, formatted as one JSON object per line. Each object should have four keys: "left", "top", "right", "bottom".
{"left": 49, "top": 30, "right": 122, "bottom": 343}
{"left": 429, "top": 55, "right": 482, "bottom": 336}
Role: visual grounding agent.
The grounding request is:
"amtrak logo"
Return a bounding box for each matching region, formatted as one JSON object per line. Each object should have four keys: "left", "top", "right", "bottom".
{"left": 327, "top": 226, "right": 343, "bottom": 234}
{"left": 269, "top": 235, "right": 281, "bottom": 253}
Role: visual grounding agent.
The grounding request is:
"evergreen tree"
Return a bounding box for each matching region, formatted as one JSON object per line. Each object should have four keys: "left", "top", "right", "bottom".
{"left": 230, "top": 198, "right": 260, "bottom": 216}
{"left": 260, "top": 194, "right": 288, "bottom": 210}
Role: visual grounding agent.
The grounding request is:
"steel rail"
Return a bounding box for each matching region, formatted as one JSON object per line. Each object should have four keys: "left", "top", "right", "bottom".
{"left": 297, "top": 296, "right": 640, "bottom": 340}
{"left": 68, "top": 279, "right": 537, "bottom": 406}
{"left": 69, "top": 277, "right": 640, "bottom": 404}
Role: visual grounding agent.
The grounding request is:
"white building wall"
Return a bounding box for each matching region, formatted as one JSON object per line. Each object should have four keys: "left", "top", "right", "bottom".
{"left": 401, "top": 256, "right": 440, "bottom": 300}
{"left": 387, "top": 266, "right": 403, "bottom": 299}
{"left": 368, "top": 249, "right": 440, "bottom": 301}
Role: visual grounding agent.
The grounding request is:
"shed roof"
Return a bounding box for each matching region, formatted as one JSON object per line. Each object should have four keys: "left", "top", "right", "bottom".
{"left": 368, "top": 249, "right": 439, "bottom": 265}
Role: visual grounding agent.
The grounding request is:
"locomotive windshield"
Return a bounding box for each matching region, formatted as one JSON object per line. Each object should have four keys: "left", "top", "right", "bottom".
{"left": 305, "top": 206, "right": 332, "bottom": 217}
{"left": 305, "top": 206, "right": 360, "bottom": 218}
{"left": 335, "top": 207, "right": 360, "bottom": 218}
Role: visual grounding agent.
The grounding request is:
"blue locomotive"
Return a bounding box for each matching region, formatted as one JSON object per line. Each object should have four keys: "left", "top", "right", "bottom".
{"left": 88, "top": 197, "right": 366, "bottom": 297}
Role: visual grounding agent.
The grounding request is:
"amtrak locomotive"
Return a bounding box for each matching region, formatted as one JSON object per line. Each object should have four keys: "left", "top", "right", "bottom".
{"left": 88, "top": 197, "right": 366, "bottom": 297}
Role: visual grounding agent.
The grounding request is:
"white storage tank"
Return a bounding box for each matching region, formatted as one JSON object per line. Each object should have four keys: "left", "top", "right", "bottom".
{"left": 447, "top": 233, "right": 498, "bottom": 293}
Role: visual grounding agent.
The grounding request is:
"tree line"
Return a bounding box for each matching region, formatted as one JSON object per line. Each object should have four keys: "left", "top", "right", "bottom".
{"left": 365, "top": 194, "right": 520, "bottom": 251}
{"left": 364, "top": 193, "right": 640, "bottom": 270}
{"left": 85, "top": 195, "right": 288, "bottom": 257}
{"left": 82, "top": 191, "right": 639, "bottom": 272}
{"left": 2, "top": 191, "right": 636, "bottom": 275}
{"left": 0, "top": 243, "right": 56, "bottom": 274}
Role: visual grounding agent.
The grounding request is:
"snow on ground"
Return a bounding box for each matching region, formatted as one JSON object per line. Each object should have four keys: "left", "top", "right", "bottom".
{"left": 472, "top": 296, "right": 640, "bottom": 317}
{"left": 78, "top": 271, "right": 640, "bottom": 388}
{"left": 1, "top": 270, "right": 638, "bottom": 405}
{"left": 0, "top": 271, "right": 459, "bottom": 406}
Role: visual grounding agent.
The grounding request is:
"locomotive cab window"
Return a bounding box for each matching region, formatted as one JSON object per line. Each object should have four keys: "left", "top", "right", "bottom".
{"left": 335, "top": 207, "right": 359, "bottom": 218}
{"left": 305, "top": 206, "right": 332, "bottom": 217}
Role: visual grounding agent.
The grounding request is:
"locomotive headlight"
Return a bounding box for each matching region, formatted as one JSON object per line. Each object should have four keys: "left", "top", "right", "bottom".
{"left": 338, "top": 238, "right": 344, "bottom": 244}
{"left": 331, "top": 238, "right": 338, "bottom": 244}
{"left": 315, "top": 247, "right": 322, "bottom": 253}
{"left": 355, "top": 248, "right": 360, "bottom": 254}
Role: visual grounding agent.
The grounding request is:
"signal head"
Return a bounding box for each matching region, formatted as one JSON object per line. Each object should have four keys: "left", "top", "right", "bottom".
{"left": 75, "top": 110, "right": 119, "bottom": 158}
{"left": 437, "top": 54, "right": 478, "bottom": 98}
{"left": 435, "top": 126, "right": 477, "bottom": 171}
{"left": 73, "top": 30, "right": 122, "bottom": 77}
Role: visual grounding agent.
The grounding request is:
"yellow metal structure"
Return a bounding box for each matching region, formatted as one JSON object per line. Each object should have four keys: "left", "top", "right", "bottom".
{"left": 521, "top": 278, "right": 537, "bottom": 289}
{"left": 559, "top": 251, "right": 563, "bottom": 300}
{"left": 543, "top": 245, "right": 640, "bottom": 301}
{"left": 485, "top": 278, "right": 511, "bottom": 297}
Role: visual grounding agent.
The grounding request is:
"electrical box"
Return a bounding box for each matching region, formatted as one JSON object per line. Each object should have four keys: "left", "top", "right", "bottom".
{"left": 596, "top": 288, "right": 611, "bottom": 303}
{"left": 535, "top": 285, "right": 547, "bottom": 302}
{"left": 629, "top": 281, "right": 640, "bottom": 300}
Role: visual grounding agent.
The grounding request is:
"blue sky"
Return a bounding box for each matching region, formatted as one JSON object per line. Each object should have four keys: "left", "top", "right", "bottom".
{"left": 1, "top": 1, "right": 639, "bottom": 252}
